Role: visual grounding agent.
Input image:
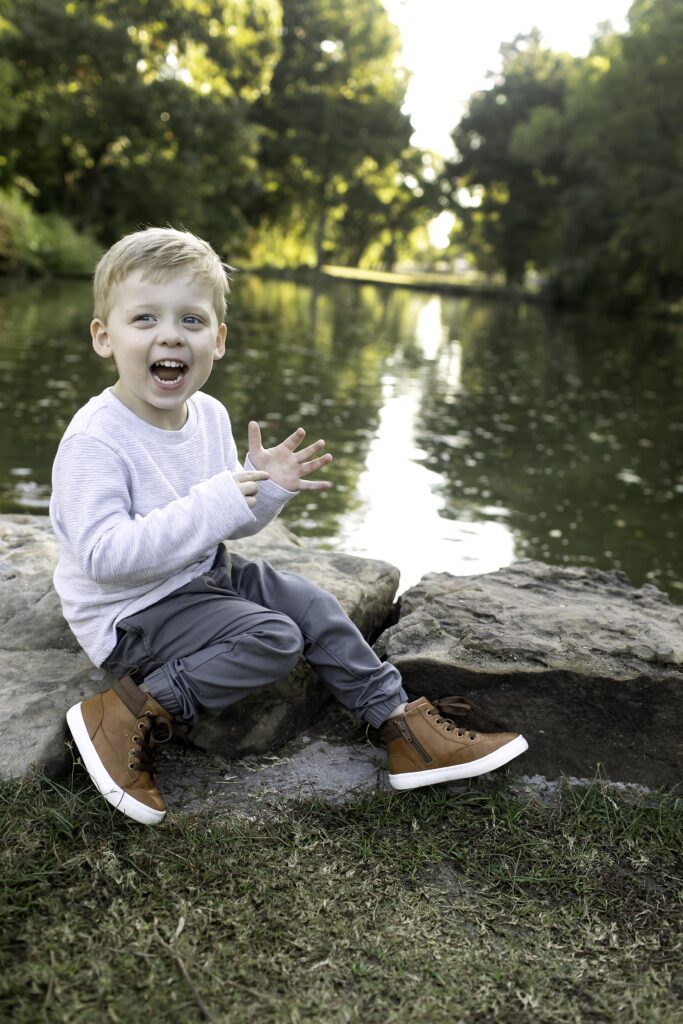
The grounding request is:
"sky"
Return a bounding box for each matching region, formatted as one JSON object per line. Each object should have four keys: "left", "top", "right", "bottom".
{"left": 382, "top": 0, "right": 633, "bottom": 156}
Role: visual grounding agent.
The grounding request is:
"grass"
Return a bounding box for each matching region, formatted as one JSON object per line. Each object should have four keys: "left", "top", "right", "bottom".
{"left": 1, "top": 765, "right": 681, "bottom": 1024}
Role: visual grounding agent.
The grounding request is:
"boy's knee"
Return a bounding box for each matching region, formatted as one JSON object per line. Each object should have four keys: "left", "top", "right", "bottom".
{"left": 261, "top": 614, "right": 304, "bottom": 670}
{"left": 305, "top": 585, "right": 345, "bottom": 625}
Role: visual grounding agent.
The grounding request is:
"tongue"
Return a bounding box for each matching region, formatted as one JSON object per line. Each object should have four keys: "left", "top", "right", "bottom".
{"left": 153, "top": 365, "right": 183, "bottom": 382}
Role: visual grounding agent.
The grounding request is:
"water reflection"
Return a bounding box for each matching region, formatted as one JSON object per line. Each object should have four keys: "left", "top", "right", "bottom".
{"left": 418, "top": 301, "right": 683, "bottom": 598}
{"left": 335, "top": 377, "right": 515, "bottom": 589}
{"left": 0, "top": 275, "right": 681, "bottom": 599}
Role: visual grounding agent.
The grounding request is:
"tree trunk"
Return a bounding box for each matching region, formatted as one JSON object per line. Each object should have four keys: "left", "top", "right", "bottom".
{"left": 314, "top": 177, "right": 330, "bottom": 269}
{"left": 81, "top": 145, "right": 108, "bottom": 229}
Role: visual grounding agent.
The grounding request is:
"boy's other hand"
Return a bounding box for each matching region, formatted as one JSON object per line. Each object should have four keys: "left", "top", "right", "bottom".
{"left": 233, "top": 469, "right": 270, "bottom": 508}
{"left": 247, "top": 421, "right": 333, "bottom": 493}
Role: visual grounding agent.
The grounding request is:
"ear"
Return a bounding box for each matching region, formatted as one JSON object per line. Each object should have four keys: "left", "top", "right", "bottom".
{"left": 91, "top": 318, "right": 112, "bottom": 359}
{"left": 214, "top": 322, "right": 227, "bottom": 361}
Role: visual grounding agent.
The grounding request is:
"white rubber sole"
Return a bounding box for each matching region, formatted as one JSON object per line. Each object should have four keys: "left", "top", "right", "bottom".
{"left": 388, "top": 734, "right": 529, "bottom": 791}
{"left": 66, "top": 703, "right": 165, "bottom": 825}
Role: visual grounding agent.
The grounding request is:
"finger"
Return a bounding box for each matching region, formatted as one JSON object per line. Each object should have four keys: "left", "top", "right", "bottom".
{"left": 298, "top": 479, "right": 333, "bottom": 491}
{"left": 234, "top": 470, "right": 270, "bottom": 482}
{"left": 241, "top": 481, "right": 261, "bottom": 507}
{"left": 248, "top": 420, "right": 263, "bottom": 453}
{"left": 299, "top": 453, "right": 333, "bottom": 476}
{"left": 281, "top": 426, "right": 306, "bottom": 451}
{"left": 296, "top": 439, "right": 327, "bottom": 462}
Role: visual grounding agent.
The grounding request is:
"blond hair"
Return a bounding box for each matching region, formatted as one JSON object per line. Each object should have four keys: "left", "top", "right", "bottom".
{"left": 93, "top": 227, "right": 232, "bottom": 321}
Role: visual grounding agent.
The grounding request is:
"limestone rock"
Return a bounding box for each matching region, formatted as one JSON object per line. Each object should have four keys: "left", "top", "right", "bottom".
{"left": 375, "top": 561, "right": 682, "bottom": 787}
{"left": 0, "top": 514, "right": 399, "bottom": 779}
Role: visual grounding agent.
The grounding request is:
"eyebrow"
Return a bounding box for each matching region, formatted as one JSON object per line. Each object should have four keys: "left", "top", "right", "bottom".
{"left": 126, "top": 304, "right": 211, "bottom": 315}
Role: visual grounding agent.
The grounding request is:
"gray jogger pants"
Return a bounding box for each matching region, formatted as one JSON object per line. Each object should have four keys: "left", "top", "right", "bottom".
{"left": 102, "top": 547, "right": 407, "bottom": 728}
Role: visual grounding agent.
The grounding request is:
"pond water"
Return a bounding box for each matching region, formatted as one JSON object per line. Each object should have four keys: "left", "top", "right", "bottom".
{"left": 1, "top": 274, "right": 682, "bottom": 599}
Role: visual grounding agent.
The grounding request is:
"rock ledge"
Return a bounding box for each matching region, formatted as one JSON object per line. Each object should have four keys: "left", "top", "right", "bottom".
{"left": 374, "top": 560, "right": 682, "bottom": 787}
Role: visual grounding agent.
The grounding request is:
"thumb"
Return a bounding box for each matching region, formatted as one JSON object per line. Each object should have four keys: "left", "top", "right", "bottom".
{"left": 247, "top": 420, "right": 263, "bottom": 455}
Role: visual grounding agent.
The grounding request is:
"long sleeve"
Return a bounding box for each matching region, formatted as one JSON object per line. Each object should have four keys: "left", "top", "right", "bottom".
{"left": 52, "top": 435, "right": 257, "bottom": 586}
{"left": 52, "top": 436, "right": 297, "bottom": 585}
{"left": 49, "top": 389, "right": 299, "bottom": 666}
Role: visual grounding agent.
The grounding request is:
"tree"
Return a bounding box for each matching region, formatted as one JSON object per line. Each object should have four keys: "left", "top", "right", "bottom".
{"left": 2, "top": 0, "right": 435, "bottom": 268}
{"left": 333, "top": 148, "right": 441, "bottom": 269}
{"left": 1, "top": 0, "right": 281, "bottom": 246}
{"left": 545, "top": 0, "right": 683, "bottom": 307}
{"left": 445, "top": 31, "right": 573, "bottom": 285}
{"left": 444, "top": 1, "right": 683, "bottom": 309}
{"left": 251, "top": 0, "right": 415, "bottom": 267}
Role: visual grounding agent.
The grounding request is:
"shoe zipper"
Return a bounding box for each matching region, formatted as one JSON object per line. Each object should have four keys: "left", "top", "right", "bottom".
{"left": 396, "top": 718, "right": 433, "bottom": 763}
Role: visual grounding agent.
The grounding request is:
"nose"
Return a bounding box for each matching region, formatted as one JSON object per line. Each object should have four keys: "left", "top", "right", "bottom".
{"left": 157, "top": 318, "right": 183, "bottom": 345}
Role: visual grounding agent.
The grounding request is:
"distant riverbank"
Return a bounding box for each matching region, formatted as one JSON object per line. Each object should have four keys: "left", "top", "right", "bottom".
{"left": 320, "top": 264, "right": 539, "bottom": 300}
{"left": 234, "top": 264, "right": 683, "bottom": 317}
{"left": 238, "top": 262, "right": 540, "bottom": 302}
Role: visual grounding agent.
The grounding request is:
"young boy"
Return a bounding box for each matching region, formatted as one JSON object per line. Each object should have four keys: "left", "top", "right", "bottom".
{"left": 50, "top": 227, "right": 528, "bottom": 825}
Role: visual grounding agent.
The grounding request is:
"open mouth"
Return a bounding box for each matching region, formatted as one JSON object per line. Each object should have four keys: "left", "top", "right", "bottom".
{"left": 149, "top": 360, "right": 188, "bottom": 387}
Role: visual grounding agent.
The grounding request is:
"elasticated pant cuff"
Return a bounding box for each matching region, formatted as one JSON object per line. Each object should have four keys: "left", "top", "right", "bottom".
{"left": 143, "top": 665, "right": 196, "bottom": 721}
{"left": 362, "top": 687, "right": 409, "bottom": 730}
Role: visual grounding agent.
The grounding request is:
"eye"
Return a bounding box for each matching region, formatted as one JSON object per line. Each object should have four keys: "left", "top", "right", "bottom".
{"left": 183, "top": 314, "right": 204, "bottom": 326}
{"left": 133, "top": 313, "right": 154, "bottom": 323}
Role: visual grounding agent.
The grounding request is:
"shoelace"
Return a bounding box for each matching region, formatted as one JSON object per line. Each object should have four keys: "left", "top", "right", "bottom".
{"left": 130, "top": 713, "right": 173, "bottom": 774}
{"left": 428, "top": 696, "right": 509, "bottom": 738}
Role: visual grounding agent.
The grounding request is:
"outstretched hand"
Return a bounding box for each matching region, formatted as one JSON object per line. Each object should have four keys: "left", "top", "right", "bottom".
{"left": 247, "top": 421, "right": 333, "bottom": 493}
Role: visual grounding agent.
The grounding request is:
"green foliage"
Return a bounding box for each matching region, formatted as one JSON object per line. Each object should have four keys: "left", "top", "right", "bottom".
{"left": 1, "top": 0, "right": 282, "bottom": 247}
{"left": 447, "top": 31, "right": 575, "bottom": 286}
{"left": 0, "top": 188, "right": 101, "bottom": 274}
{"left": 444, "top": 0, "right": 683, "bottom": 310}
{"left": 546, "top": 0, "right": 683, "bottom": 308}
{"left": 0, "top": 0, "right": 434, "bottom": 269}
{"left": 240, "top": 0, "right": 435, "bottom": 267}
{"left": 3, "top": 0, "right": 680, "bottom": 302}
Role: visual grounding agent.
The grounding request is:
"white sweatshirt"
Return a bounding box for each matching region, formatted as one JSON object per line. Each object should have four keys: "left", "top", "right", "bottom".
{"left": 49, "top": 388, "right": 295, "bottom": 666}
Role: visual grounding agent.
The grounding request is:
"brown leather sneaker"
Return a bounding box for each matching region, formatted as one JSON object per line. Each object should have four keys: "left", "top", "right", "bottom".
{"left": 66, "top": 675, "right": 173, "bottom": 825}
{"left": 381, "top": 696, "right": 528, "bottom": 790}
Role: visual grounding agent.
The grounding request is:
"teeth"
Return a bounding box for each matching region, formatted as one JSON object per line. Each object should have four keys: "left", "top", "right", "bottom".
{"left": 154, "top": 360, "right": 185, "bottom": 368}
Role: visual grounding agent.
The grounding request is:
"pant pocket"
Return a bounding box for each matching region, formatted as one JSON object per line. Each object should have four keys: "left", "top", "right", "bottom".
{"left": 102, "top": 621, "right": 154, "bottom": 680}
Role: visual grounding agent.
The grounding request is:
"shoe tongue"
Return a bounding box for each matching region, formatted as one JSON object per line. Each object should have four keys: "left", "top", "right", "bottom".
{"left": 115, "top": 674, "right": 149, "bottom": 714}
{"left": 408, "top": 697, "right": 433, "bottom": 710}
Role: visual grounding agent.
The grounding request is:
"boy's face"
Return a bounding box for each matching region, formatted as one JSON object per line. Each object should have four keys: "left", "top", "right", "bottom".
{"left": 91, "top": 270, "right": 226, "bottom": 430}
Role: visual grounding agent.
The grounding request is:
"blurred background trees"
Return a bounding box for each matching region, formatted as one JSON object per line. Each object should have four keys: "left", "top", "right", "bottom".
{"left": 443, "top": 0, "right": 683, "bottom": 310}
{"left": 0, "top": 0, "right": 681, "bottom": 311}
{"left": 0, "top": 0, "right": 283, "bottom": 249}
